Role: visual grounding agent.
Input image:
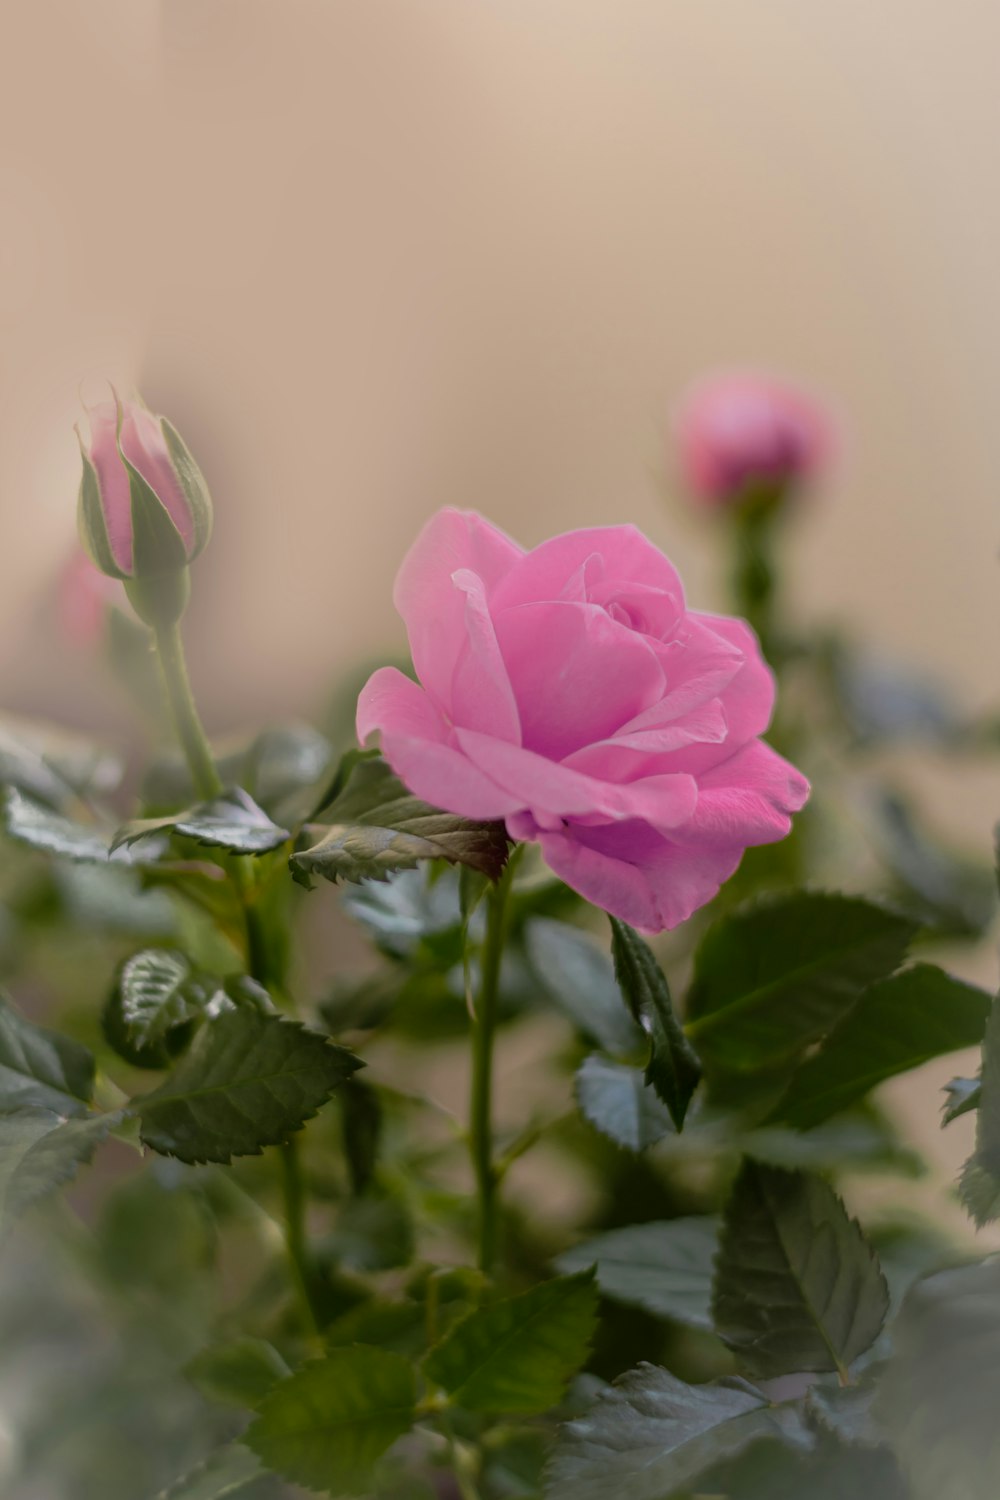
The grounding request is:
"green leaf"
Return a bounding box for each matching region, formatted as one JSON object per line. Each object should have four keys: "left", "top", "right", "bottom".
{"left": 712, "top": 1161, "right": 889, "bottom": 1379}
{"left": 343, "top": 866, "right": 464, "bottom": 959}
{"left": 0, "top": 713, "right": 124, "bottom": 809}
{"left": 574, "top": 1055, "right": 676, "bottom": 1151}
{"left": 807, "top": 1373, "right": 885, "bottom": 1449}
{"left": 0, "top": 993, "right": 94, "bottom": 1114}
{"left": 290, "top": 754, "right": 508, "bottom": 887}
{"left": 3, "top": 785, "right": 112, "bottom": 863}
{"left": 245, "top": 1346, "right": 417, "bottom": 1495}
{"left": 685, "top": 893, "right": 918, "bottom": 1073}
{"left": 545, "top": 1365, "right": 813, "bottom": 1500}
{"left": 869, "top": 789, "right": 997, "bottom": 938}
{"left": 423, "top": 1269, "right": 598, "bottom": 1415}
{"left": 525, "top": 919, "right": 643, "bottom": 1056}
{"left": 137, "top": 1010, "right": 362, "bottom": 1164}
{"left": 877, "top": 1257, "right": 1000, "bottom": 1500}
{"left": 960, "top": 997, "right": 1000, "bottom": 1225}
{"left": 0, "top": 1108, "right": 117, "bottom": 1234}
{"left": 769, "top": 964, "right": 992, "bottom": 1129}
{"left": 112, "top": 788, "right": 290, "bottom": 858}
{"left": 556, "top": 1217, "right": 718, "bottom": 1329}
{"left": 943, "top": 1075, "right": 980, "bottom": 1124}
{"left": 186, "top": 1337, "right": 291, "bottom": 1410}
{"left": 118, "top": 948, "right": 216, "bottom": 1049}
{"left": 154, "top": 1443, "right": 269, "bottom": 1500}
{"left": 609, "top": 917, "right": 700, "bottom": 1129}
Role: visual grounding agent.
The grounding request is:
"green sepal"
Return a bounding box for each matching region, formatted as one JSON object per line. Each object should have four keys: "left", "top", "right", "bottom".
{"left": 76, "top": 440, "right": 129, "bottom": 580}
{"left": 124, "top": 568, "right": 191, "bottom": 629}
{"left": 161, "top": 417, "right": 213, "bottom": 560}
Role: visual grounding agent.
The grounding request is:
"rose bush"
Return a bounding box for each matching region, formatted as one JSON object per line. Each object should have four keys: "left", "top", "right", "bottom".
{"left": 358, "top": 508, "right": 809, "bottom": 929}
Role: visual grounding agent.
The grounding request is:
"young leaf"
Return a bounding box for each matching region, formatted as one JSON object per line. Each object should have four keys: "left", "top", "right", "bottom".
{"left": 290, "top": 754, "right": 508, "bottom": 887}
{"left": 3, "top": 785, "right": 111, "bottom": 863}
{"left": 423, "top": 1269, "right": 598, "bottom": 1415}
{"left": 244, "top": 1346, "right": 417, "bottom": 1495}
{"left": 137, "top": 1010, "right": 362, "bottom": 1164}
{"left": 118, "top": 948, "right": 217, "bottom": 1049}
{"left": 0, "top": 994, "right": 95, "bottom": 1114}
{"left": 556, "top": 1217, "right": 718, "bottom": 1330}
{"left": 609, "top": 917, "right": 700, "bottom": 1129}
{"left": 685, "top": 893, "right": 918, "bottom": 1072}
{"left": 112, "top": 788, "right": 290, "bottom": 857}
{"left": 185, "top": 1337, "right": 291, "bottom": 1410}
{"left": 574, "top": 1055, "right": 676, "bottom": 1152}
{"left": 769, "top": 964, "right": 992, "bottom": 1129}
{"left": 959, "top": 996, "right": 1000, "bottom": 1225}
{"left": 943, "top": 1075, "right": 980, "bottom": 1125}
{"left": 0, "top": 1108, "right": 117, "bottom": 1235}
{"left": 546, "top": 1364, "right": 813, "bottom": 1500}
{"left": 525, "top": 919, "right": 644, "bottom": 1056}
{"left": 712, "top": 1161, "right": 889, "bottom": 1379}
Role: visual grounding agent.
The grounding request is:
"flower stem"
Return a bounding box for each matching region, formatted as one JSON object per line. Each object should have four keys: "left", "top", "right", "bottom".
{"left": 468, "top": 853, "right": 517, "bottom": 1276}
{"left": 151, "top": 617, "right": 320, "bottom": 1345}
{"left": 153, "top": 620, "right": 223, "bottom": 802}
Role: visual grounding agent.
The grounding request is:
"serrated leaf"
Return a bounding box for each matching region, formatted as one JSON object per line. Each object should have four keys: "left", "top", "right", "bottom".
{"left": 423, "top": 1269, "right": 598, "bottom": 1415}
{"left": 0, "top": 994, "right": 94, "bottom": 1114}
{"left": 769, "top": 964, "right": 991, "bottom": 1129}
{"left": 574, "top": 1055, "right": 676, "bottom": 1151}
{"left": 609, "top": 917, "right": 700, "bottom": 1129}
{"left": 959, "top": 996, "right": 1000, "bottom": 1225}
{"left": 186, "top": 1337, "right": 291, "bottom": 1410}
{"left": 545, "top": 1365, "right": 813, "bottom": 1500}
{"left": 712, "top": 1161, "right": 889, "bottom": 1379}
{"left": 685, "top": 893, "right": 918, "bottom": 1073}
{"left": 245, "top": 1346, "right": 417, "bottom": 1495}
{"left": 943, "top": 1075, "right": 980, "bottom": 1125}
{"left": 112, "top": 788, "right": 290, "bottom": 858}
{"left": 154, "top": 1443, "right": 268, "bottom": 1500}
{"left": 137, "top": 1010, "right": 362, "bottom": 1164}
{"left": 0, "top": 1108, "right": 117, "bottom": 1234}
{"left": 119, "top": 948, "right": 215, "bottom": 1048}
{"left": 4, "top": 785, "right": 111, "bottom": 862}
{"left": 807, "top": 1373, "right": 885, "bottom": 1449}
{"left": 525, "top": 920, "right": 643, "bottom": 1056}
{"left": 556, "top": 1218, "right": 718, "bottom": 1329}
{"left": 877, "top": 1257, "right": 1000, "bottom": 1500}
{"left": 290, "top": 754, "right": 508, "bottom": 886}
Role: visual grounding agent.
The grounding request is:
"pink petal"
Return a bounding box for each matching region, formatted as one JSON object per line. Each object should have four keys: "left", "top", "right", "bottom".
{"left": 356, "top": 667, "right": 520, "bottom": 820}
{"left": 455, "top": 728, "right": 697, "bottom": 832}
{"left": 492, "top": 523, "right": 686, "bottom": 612}
{"left": 683, "top": 740, "right": 810, "bottom": 847}
{"left": 448, "top": 569, "right": 521, "bottom": 742}
{"left": 84, "top": 402, "right": 133, "bottom": 573}
{"left": 119, "top": 404, "right": 195, "bottom": 554}
{"left": 562, "top": 699, "right": 729, "bottom": 783}
{"left": 393, "top": 509, "right": 523, "bottom": 715}
{"left": 493, "top": 600, "right": 666, "bottom": 759}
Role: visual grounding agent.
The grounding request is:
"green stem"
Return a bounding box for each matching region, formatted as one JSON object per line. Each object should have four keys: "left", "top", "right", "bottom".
{"left": 152, "top": 616, "right": 320, "bottom": 1344}
{"left": 153, "top": 621, "right": 223, "bottom": 801}
{"left": 468, "top": 854, "right": 518, "bottom": 1276}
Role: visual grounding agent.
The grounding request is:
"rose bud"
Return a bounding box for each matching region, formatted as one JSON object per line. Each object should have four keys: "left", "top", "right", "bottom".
{"left": 358, "top": 510, "right": 809, "bottom": 933}
{"left": 76, "top": 393, "right": 212, "bottom": 625}
{"left": 673, "top": 371, "right": 832, "bottom": 509}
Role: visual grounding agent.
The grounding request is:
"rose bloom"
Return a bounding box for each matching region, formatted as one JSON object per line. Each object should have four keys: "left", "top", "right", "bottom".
{"left": 358, "top": 510, "right": 808, "bottom": 931}
{"left": 674, "top": 371, "right": 831, "bottom": 507}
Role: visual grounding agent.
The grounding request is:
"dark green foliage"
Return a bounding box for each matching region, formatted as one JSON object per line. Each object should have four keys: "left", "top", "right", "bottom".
{"left": 557, "top": 1217, "right": 718, "bottom": 1329}
{"left": 574, "top": 1054, "right": 676, "bottom": 1151}
{"left": 609, "top": 917, "right": 701, "bottom": 1128}
{"left": 526, "top": 918, "right": 643, "bottom": 1055}
{"left": 0, "top": 993, "right": 95, "bottom": 1114}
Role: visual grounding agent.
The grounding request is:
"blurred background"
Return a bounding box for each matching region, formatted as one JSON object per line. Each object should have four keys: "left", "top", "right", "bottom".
{"left": 0, "top": 5, "right": 998, "bottom": 1494}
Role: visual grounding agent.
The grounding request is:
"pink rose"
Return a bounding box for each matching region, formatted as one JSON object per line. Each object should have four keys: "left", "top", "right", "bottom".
{"left": 357, "top": 510, "right": 809, "bottom": 931}
{"left": 57, "top": 548, "right": 121, "bottom": 648}
{"left": 674, "top": 372, "right": 832, "bottom": 507}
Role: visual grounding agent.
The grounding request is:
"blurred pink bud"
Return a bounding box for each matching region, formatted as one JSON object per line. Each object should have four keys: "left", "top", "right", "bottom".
{"left": 77, "top": 393, "right": 213, "bottom": 580}
{"left": 673, "top": 372, "right": 832, "bottom": 508}
{"left": 57, "top": 549, "right": 120, "bottom": 648}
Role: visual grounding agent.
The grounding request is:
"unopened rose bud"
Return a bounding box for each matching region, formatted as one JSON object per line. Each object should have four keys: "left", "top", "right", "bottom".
{"left": 673, "top": 371, "right": 832, "bottom": 509}
{"left": 76, "top": 393, "right": 212, "bottom": 625}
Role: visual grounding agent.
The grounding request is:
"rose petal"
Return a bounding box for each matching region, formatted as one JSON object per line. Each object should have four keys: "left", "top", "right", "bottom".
{"left": 562, "top": 699, "right": 729, "bottom": 782}
{"left": 448, "top": 569, "right": 521, "bottom": 742}
{"left": 356, "top": 667, "right": 520, "bottom": 819}
{"left": 492, "top": 523, "right": 686, "bottom": 612}
{"left": 119, "top": 404, "right": 195, "bottom": 553}
{"left": 393, "top": 509, "right": 523, "bottom": 714}
{"left": 681, "top": 739, "right": 810, "bottom": 846}
{"left": 494, "top": 600, "right": 666, "bottom": 759}
{"left": 455, "top": 727, "right": 697, "bottom": 832}
{"left": 84, "top": 402, "right": 133, "bottom": 573}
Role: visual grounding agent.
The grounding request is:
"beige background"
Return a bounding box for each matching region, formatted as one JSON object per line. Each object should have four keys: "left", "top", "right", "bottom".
{"left": 1, "top": 0, "right": 998, "bottom": 728}
{"left": 0, "top": 0, "right": 998, "bottom": 1239}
